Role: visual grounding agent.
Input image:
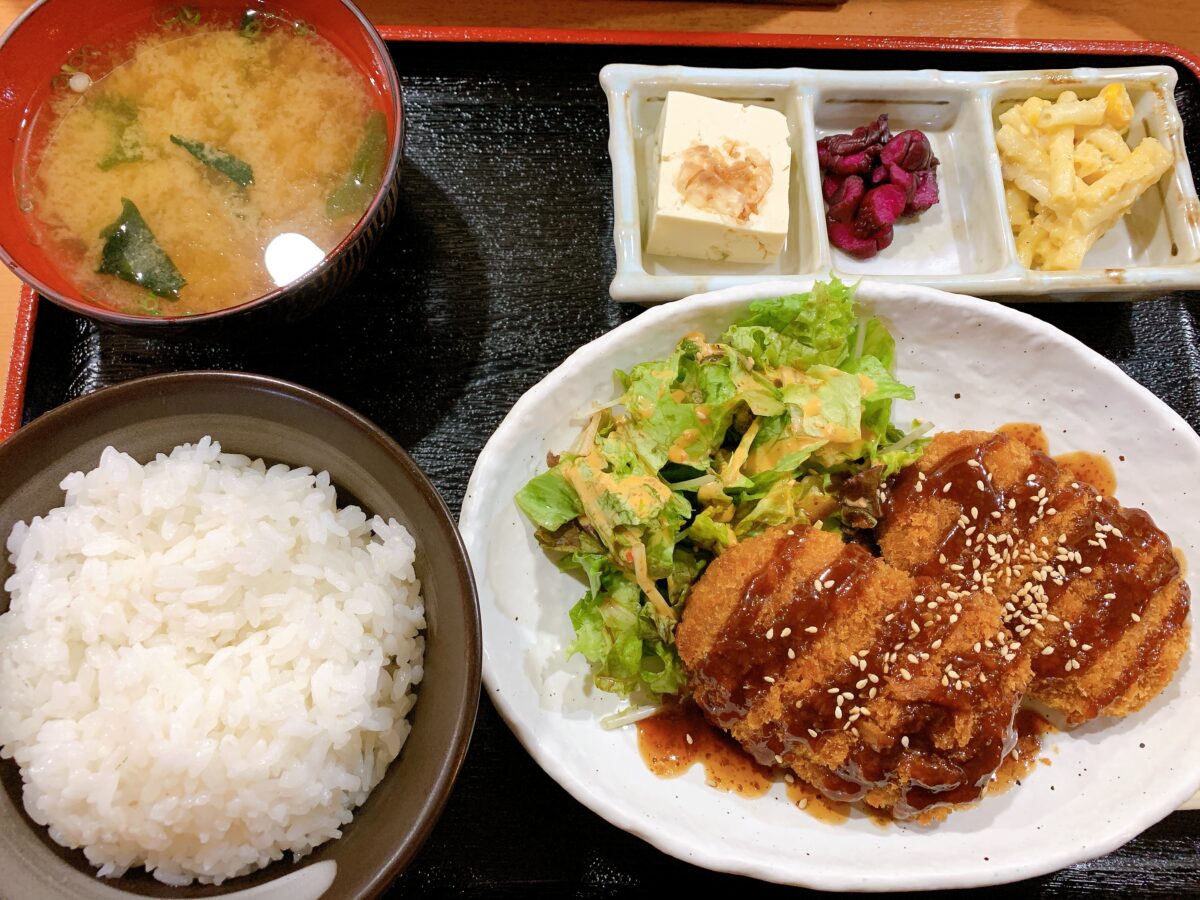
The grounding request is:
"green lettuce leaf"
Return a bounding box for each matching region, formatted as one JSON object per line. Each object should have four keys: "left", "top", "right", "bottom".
{"left": 565, "top": 566, "right": 686, "bottom": 698}
{"left": 733, "top": 474, "right": 831, "bottom": 537}
{"left": 720, "top": 278, "right": 857, "bottom": 370}
{"left": 515, "top": 466, "right": 580, "bottom": 531}
{"left": 683, "top": 509, "right": 737, "bottom": 554}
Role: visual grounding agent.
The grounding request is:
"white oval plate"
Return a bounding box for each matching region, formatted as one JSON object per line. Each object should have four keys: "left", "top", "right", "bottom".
{"left": 459, "top": 280, "right": 1200, "bottom": 891}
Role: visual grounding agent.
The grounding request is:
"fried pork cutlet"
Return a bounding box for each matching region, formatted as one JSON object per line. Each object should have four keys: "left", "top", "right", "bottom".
{"left": 676, "top": 525, "right": 1033, "bottom": 820}
{"left": 676, "top": 430, "right": 1189, "bottom": 821}
{"left": 879, "top": 430, "right": 1189, "bottom": 726}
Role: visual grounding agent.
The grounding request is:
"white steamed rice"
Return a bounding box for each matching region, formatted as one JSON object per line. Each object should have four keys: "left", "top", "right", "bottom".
{"left": 0, "top": 437, "right": 425, "bottom": 885}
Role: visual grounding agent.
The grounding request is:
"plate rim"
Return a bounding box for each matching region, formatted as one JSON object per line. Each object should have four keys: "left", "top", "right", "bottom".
{"left": 459, "top": 278, "right": 1200, "bottom": 890}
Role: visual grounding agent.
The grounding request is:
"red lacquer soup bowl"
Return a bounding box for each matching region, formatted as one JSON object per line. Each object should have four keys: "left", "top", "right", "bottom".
{"left": 0, "top": 0, "right": 403, "bottom": 328}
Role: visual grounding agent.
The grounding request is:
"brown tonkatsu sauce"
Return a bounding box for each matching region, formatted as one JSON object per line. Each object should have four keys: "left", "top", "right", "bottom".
{"left": 998, "top": 422, "right": 1051, "bottom": 454}
{"left": 998, "top": 421, "right": 1117, "bottom": 496}
{"left": 1054, "top": 451, "right": 1117, "bottom": 497}
{"left": 637, "top": 702, "right": 772, "bottom": 796}
{"left": 986, "top": 709, "right": 1056, "bottom": 795}
{"left": 637, "top": 686, "right": 1056, "bottom": 823}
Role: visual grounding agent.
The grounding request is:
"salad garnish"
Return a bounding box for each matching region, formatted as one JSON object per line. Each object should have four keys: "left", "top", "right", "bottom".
{"left": 515, "top": 279, "right": 927, "bottom": 706}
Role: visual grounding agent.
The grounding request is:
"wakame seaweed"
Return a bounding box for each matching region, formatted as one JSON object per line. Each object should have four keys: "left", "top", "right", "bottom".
{"left": 326, "top": 111, "right": 388, "bottom": 218}
{"left": 93, "top": 94, "right": 144, "bottom": 171}
{"left": 170, "top": 135, "right": 254, "bottom": 187}
{"left": 96, "top": 199, "right": 186, "bottom": 300}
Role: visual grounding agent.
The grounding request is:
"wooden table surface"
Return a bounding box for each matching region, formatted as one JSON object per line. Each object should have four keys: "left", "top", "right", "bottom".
{"left": 2, "top": 0, "right": 1200, "bottom": 387}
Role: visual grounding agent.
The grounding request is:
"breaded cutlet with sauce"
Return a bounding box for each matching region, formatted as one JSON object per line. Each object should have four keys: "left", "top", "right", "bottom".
{"left": 676, "top": 525, "right": 1032, "bottom": 820}
{"left": 676, "top": 430, "right": 1188, "bottom": 820}
{"left": 879, "top": 430, "right": 1189, "bottom": 726}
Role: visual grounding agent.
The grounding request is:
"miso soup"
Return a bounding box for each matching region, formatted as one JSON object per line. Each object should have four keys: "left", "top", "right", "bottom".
{"left": 20, "top": 9, "right": 389, "bottom": 316}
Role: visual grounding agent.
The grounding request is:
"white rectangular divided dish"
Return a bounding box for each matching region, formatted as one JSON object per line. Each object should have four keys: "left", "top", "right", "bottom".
{"left": 602, "top": 63, "right": 1200, "bottom": 304}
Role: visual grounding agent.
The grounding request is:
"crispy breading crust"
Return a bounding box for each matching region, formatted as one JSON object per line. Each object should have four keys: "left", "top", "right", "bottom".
{"left": 678, "top": 430, "right": 1189, "bottom": 820}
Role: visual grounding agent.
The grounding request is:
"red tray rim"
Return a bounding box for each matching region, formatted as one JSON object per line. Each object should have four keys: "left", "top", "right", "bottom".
{"left": 5, "top": 25, "right": 1200, "bottom": 441}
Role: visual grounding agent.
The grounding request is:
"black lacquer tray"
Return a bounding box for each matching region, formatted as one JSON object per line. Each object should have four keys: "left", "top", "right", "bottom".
{"left": 14, "top": 33, "right": 1200, "bottom": 898}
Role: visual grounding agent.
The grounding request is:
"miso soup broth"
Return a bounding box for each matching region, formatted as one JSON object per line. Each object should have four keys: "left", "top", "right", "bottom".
{"left": 20, "top": 11, "right": 388, "bottom": 316}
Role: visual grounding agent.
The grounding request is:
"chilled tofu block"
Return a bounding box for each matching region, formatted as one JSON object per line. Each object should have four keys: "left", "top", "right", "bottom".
{"left": 645, "top": 91, "right": 791, "bottom": 264}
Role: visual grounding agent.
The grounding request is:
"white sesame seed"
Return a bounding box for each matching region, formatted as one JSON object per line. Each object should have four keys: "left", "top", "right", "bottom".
{"left": 1042, "top": 646, "right": 1055, "bottom": 655}
{"left": 764, "top": 675, "right": 776, "bottom": 683}
{"left": 1131, "top": 613, "right": 1141, "bottom": 623}
{"left": 805, "top": 626, "right": 819, "bottom": 634}
{"left": 780, "top": 627, "right": 792, "bottom": 637}
{"left": 808, "top": 728, "right": 819, "bottom": 738}
{"left": 834, "top": 707, "right": 843, "bottom": 719}
{"left": 943, "top": 483, "right": 953, "bottom": 493}
{"left": 824, "top": 579, "right": 835, "bottom": 589}
{"left": 901, "top": 736, "right": 910, "bottom": 748}
{"left": 976, "top": 480, "right": 985, "bottom": 491}
{"left": 766, "top": 628, "right": 774, "bottom": 640}
{"left": 788, "top": 648, "right": 796, "bottom": 660}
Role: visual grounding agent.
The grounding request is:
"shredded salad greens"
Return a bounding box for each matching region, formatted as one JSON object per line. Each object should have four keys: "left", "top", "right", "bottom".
{"left": 515, "top": 279, "right": 928, "bottom": 704}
